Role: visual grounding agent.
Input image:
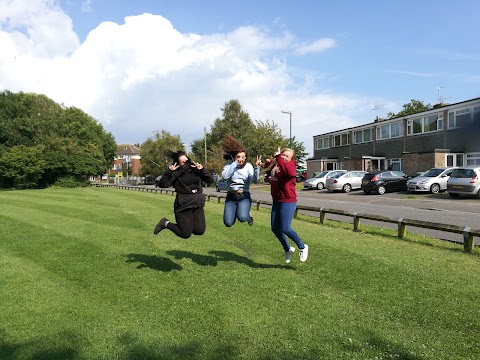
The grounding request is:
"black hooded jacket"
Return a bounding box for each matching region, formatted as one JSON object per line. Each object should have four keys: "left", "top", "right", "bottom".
{"left": 159, "top": 165, "right": 214, "bottom": 212}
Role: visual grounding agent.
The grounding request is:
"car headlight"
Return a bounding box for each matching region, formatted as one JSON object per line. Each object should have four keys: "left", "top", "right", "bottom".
{"left": 418, "top": 180, "right": 428, "bottom": 185}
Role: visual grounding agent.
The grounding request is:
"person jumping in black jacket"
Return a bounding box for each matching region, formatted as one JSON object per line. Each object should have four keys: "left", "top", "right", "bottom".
{"left": 154, "top": 150, "right": 214, "bottom": 239}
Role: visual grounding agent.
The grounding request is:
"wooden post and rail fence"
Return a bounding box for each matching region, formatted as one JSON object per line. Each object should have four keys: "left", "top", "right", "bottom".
{"left": 94, "top": 183, "right": 480, "bottom": 253}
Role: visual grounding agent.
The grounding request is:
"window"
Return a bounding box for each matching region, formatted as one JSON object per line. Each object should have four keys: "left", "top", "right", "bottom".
{"left": 354, "top": 129, "right": 372, "bottom": 144}
{"left": 315, "top": 137, "right": 330, "bottom": 150}
{"left": 333, "top": 133, "right": 349, "bottom": 147}
{"left": 376, "top": 121, "right": 404, "bottom": 140}
{"left": 446, "top": 153, "right": 464, "bottom": 167}
{"left": 387, "top": 158, "right": 402, "bottom": 171}
{"left": 448, "top": 107, "right": 476, "bottom": 129}
{"left": 407, "top": 114, "right": 443, "bottom": 135}
{"left": 466, "top": 153, "right": 480, "bottom": 166}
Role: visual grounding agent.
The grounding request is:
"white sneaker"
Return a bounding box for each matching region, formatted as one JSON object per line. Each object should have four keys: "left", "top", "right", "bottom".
{"left": 284, "top": 247, "right": 295, "bottom": 264}
{"left": 299, "top": 244, "right": 309, "bottom": 262}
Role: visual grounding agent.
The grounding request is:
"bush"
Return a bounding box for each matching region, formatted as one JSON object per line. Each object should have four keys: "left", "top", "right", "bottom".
{"left": 54, "top": 176, "right": 90, "bottom": 188}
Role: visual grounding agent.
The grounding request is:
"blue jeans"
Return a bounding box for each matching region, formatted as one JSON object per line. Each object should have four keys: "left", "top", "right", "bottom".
{"left": 224, "top": 192, "right": 252, "bottom": 227}
{"left": 271, "top": 201, "right": 305, "bottom": 252}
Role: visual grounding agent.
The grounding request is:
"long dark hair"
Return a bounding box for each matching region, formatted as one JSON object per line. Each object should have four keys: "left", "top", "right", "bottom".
{"left": 165, "top": 150, "right": 194, "bottom": 173}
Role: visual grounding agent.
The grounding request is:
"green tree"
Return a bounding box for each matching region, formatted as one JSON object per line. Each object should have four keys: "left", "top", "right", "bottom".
{"left": 387, "top": 99, "right": 433, "bottom": 118}
{"left": 191, "top": 100, "right": 307, "bottom": 175}
{"left": 0, "top": 90, "right": 116, "bottom": 188}
{"left": 0, "top": 145, "right": 47, "bottom": 189}
{"left": 140, "top": 130, "right": 184, "bottom": 177}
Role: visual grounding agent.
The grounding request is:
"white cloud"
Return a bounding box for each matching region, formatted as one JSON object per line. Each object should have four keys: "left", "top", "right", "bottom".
{"left": 0, "top": 0, "right": 372, "bottom": 156}
{"left": 81, "top": 0, "right": 93, "bottom": 13}
{"left": 294, "top": 38, "right": 336, "bottom": 56}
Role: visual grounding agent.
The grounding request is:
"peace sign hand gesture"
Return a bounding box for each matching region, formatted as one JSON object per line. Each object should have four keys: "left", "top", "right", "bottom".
{"left": 191, "top": 161, "right": 203, "bottom": 170}
{"left": 255, "top": 155, "right": 262, "bottom": 167}
{"left": 169, "top": 162, "right": 179, "bottom": 171}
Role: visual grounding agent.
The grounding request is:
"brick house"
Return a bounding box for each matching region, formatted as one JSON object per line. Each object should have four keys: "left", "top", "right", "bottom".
{"left": 112, "top": 144, "right": 142, "bottom": 176}
{"left": 307, "top": 97, "right": 480, "bottom": 177}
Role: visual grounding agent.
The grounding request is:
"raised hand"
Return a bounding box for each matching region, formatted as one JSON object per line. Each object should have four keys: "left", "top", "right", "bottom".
{"left": 169, "top": 162, "right": 179, "bottom": 171}
{"left": 255, "top": 155, "right": 262, "bottom": 167}
{"left": 191, "top": 161, "right": 203, "bottom": 170}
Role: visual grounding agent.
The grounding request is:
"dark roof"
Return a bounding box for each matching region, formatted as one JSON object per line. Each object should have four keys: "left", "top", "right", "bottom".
{"left": 314, "top": 96, "right": 480, "bottom": 138}
{"left": 116, "top": 144, "right": 141, "bottom": 156}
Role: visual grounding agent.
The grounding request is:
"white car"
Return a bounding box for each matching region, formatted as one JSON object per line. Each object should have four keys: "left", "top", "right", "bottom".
{"left": 406, "top": 168, "right": 455, "bottom": 194}
{"left": 303, "top": 170, "right": 346, "bottom": 190}
{"left": 326, "top": 171, "right": 367, "bottom": 193}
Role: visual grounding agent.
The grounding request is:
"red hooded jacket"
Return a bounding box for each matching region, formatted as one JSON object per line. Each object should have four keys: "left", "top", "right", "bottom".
{"left": 268, "top": 154, "right": 297, "bottom": 202}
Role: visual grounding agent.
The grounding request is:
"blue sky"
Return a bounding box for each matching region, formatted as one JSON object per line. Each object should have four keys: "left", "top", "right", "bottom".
{"left": 1, "top": 0, "right": 479, "bottom": 156}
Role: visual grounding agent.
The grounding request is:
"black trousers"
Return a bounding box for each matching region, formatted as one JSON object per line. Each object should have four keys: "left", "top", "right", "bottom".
{"left": 166, "top": 206, "right": 206, "bottom": 239}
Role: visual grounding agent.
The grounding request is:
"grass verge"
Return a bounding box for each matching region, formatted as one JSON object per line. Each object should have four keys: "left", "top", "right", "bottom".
{"left": 0, "top": 187, "right": 479, "bottom": 359}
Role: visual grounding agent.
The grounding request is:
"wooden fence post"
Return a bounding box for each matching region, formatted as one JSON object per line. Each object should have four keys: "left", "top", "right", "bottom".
{"left": 463, "top": 227, "right": 473, "bottom": 253}
{"left": 353, "top": 212, "right": 360, "bottom": 232}
{"left": 319, "top": 208, "right": 326, "bottom": 224}
{"left": 398, "top": 218, "right": 406, "bottom": 239}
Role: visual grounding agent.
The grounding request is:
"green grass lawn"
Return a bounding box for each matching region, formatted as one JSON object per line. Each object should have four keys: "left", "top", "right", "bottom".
{"left": 0, "top": 187, "right": 479, "bottom": 359}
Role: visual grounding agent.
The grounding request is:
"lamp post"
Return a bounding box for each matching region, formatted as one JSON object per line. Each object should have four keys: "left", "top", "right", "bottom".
{"left": 281, "top": 111, "right": 292, "bottom": 147}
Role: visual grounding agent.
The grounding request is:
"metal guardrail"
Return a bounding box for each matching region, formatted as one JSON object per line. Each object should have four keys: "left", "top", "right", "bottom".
{"left": 94, "top": 183, "right": 480, "bottom": 253}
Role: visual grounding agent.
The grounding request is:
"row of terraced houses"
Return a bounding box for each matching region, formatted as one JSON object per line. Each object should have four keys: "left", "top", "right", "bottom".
{"left": 306, "top": 97, "right": 480, "bottom": 177}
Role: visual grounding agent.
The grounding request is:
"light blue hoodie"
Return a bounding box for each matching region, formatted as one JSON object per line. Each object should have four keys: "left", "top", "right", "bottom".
{"left": 221, "top": 161, "right": 260, "bottom": 193}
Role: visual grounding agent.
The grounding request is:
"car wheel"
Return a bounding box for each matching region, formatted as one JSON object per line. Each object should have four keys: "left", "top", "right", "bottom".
{"left": 363, "top": 190, "right": 371, "bottom": 194}
{"left": 449, "top": 192, "right": 459, "bottom": 198}
{"left": 377, "top": 185, "right": 386, "bottom": 195}
{"left": 476, "top": 189, "right": 480, "bottom": 199}
{"left": 317, "top": 182, "right": 324, "bottom": 190}
{"left": 430, "top": 183, "right": 440, "bottom": 194}
{"left": 342, "top": 184, "right": 352, "bottom": 193}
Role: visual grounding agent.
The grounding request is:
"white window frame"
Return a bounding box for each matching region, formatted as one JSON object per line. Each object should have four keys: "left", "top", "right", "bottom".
{"left": 446, "top": 153, "right": 464, "bottom": 167}
{"left": 407, "top": 113, "right": 443, "bottom": 135}
{"left": 315, "top": 137, "right": 330, "bottom": 150}
{"left": 353, "top": 128, "right": 373, "bottom": 144}
{"left": 466, "top": 153, "right": 480, "bottom": 166}
{"left": 376, "top": 121, "right": 404, "bottom": 140}
{"left": 333, "top": 133, "right": 350, "bottom": 147}
{"left": 448, "top": 107, "right": 475, "bottom": 129}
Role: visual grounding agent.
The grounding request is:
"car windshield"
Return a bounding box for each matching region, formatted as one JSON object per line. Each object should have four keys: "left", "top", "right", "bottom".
{"left": 331, "top": 173, "right": 344, "bottom": 179}
{"left": 421, "top": 169, "right": 444, "bottom": 177}
{"left": 315, "top": 171, "right": 328, "bottom": 178}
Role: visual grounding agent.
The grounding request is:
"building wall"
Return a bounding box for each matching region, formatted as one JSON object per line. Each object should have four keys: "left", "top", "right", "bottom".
{"left": 370, "top": 138, "right": 404, "bottom": 158}
{"left": 405, "top": 132, "right": 444, "bottom": 153}
{"left": 310, "top": 97, "right": 480, "bottom": 176}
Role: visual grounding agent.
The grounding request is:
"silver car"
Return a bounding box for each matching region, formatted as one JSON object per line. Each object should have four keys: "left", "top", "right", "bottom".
{"left": 447, "top": 166, "right": 480, "bottom": 198}
{"left": 215, "top": 179, "right": 229, "bottom": 192}
{"left": 303, "top": 170, "right": 347, "bottom": 190}
{"left": 325, "top": 171, "right": 367, "bottom": 193}
{"left": 406, "top": 167, "right": 455, "bottom": 194}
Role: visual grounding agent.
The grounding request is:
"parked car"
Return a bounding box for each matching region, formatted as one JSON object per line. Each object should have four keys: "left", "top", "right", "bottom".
{"left": 447, "top": 166, "right": 480, "bottom": 198}
{"left": 296, "top": 169, "right": 307, "bottom": 182}
{"left": 303, "top": 170, "right": 347, "bottom": 190}
{"left": 325, "top": 171, "right": 367, "bottom": 193}
{"left": 361, "top": 170, "right": 410, "bottom": 195}
{"left": 406, "top": 167, "right": 455, "bottom": 194}
{"left": 215, "top": 179, "right": 229, "bottom": 192}
{"left": 155, "top": 176, "right": 162, "bottom": 187}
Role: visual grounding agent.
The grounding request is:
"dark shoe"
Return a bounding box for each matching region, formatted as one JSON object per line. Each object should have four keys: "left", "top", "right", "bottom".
{"left": 154, "top": 217, "right": 168, "bottom": 235}
{"left": 247, "top": 215, "right": 253, "bottom": 226}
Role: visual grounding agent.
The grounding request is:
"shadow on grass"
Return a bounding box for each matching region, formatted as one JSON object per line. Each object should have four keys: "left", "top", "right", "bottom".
{"left": 0, "top": 329, "right": 78, "bottom": 360}
{"left": 166, "top": 250, "right": 293, "bottom": 270}
{"left": 338, "top": 331, "right": 424, "bottom": 360}
{"left": 125, "top": 254, "right": 183, "bottom": 271}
